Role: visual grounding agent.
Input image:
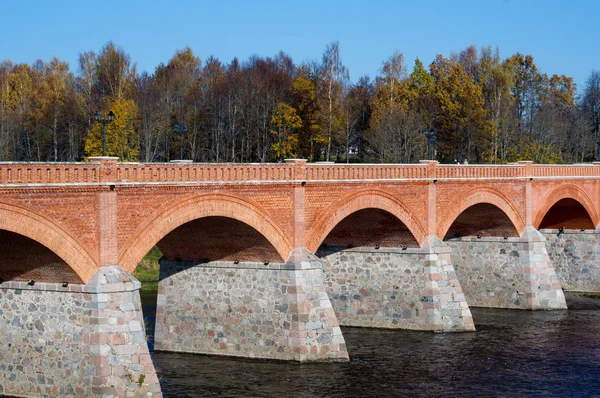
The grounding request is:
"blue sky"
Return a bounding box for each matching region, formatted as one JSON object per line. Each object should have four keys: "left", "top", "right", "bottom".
{"left": 1, "top": 1, "right": 598, "bottom": 92}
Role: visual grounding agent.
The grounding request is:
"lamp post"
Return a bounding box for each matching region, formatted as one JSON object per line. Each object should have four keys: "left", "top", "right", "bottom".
{"left": 173, "top": 123, "right": 189, "bottom": 160}
{"left": 95, "top": 110, "right": 115, "bottom": 156}
{"left": 424, "top": 128, "right": 436, "bottom": 160}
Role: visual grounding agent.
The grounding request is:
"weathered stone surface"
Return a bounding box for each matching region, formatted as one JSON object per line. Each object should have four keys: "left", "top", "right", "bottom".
{"left": 542, "top": 229, "right": 600, "bottom": 292}
{"left": 155, "top": 248, "right": 348, "bottom": 361}
{"left": 447, "top": 227, "right": 567, "bottom": 310}
{"left": 319, "top": 235, "right": 475, "bottom": 332}
{"left": 0, "top": 266, "right": 161, "bottom": 397}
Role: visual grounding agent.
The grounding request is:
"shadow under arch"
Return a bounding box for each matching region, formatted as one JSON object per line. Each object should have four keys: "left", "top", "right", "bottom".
{"left": 118, "top": 193, "right": 294, "bottom": 273}
{"left": 438, "top": 188, "right": 524, "bottom": 239}
{"left": 0, "top": 203, "right": 97, "bottom": 283}
{"left": 306, "top": 189, "right": 425, "bottom": 253}
{"left": 534, "top": 185, "right": 598, "bottom": 230}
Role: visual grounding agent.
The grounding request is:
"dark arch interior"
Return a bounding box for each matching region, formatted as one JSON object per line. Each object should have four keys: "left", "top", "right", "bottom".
{"left": 0, "top": 230, "right": 83, "bottom": 283}
{"left": 445, "top": 203, "right": 519, "bottom": 239}
{"left": 539, "top": 198, "right": 595, "bottom": 230}
{"left": 156, "top": 216, "right": 284, "bottom": 263}
{"left": 318, "top": 208, "right": 419, "bottom": 251}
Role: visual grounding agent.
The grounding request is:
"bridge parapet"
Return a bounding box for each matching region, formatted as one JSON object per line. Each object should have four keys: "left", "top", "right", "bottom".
{"left": 115, "top": 161, "right": 299, "bottom": 183}
{"left": 0, "top": 162, "right": 100, "bottom": 184}
{"left": 305, "top": 163, "right": 428, "bottom": 180}
{"left": 436, "top": 164, "right": 523, "bottom": 179}
{"left": 0, "top": 160, "right": 600, "bottom": 185}
{"left": 532, "top": 164, "right": 600, "bottom": 177}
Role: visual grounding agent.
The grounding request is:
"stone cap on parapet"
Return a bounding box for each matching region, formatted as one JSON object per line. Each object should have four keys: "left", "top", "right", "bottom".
{"left": 88, "top": 156, "right": 119, "bottom": 164}
{"left": 284, "top": 158, "right": 307, "bottom": 164}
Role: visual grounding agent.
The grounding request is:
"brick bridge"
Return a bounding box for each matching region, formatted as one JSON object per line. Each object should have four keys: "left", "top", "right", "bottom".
{"left": 1, "top": 157, "right": 599, "bottom": 397}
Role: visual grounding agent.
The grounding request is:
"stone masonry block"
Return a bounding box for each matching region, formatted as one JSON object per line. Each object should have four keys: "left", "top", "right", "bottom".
{"left": 155, "top": 252, "right": 348, "bottom": 362}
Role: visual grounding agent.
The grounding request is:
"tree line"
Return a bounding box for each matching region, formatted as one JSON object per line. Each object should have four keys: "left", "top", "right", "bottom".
{"left": 1, "top": 41, "right": 599, "bottom": 164}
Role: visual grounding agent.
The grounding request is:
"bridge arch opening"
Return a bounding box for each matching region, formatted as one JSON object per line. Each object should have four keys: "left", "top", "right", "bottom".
{"left": 444, "top": 203, "right": 519, "bottom": 239}
{"left": 538, "top": 198, "right": 595, "bottom": 230}
{"left": 132, "top": 215, "right": 285, "bottom": 306}
{"left": 154, "top": 216, "right": 284, "bottom": 264}
{"left": 0, "top": 229, "right": 84, "bottom": 284}
{"left": 119, "top": 194, "right": 293, "bottom": 274}
{"left": 444, "top": 203, "right": 524, "bottom": 310}
{"left": 317, "top": 208, "right": 419, "bottom": 254}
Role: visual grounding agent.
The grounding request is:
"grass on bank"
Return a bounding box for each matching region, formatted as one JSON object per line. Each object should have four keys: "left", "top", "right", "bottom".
{"left": 133, "top": 246, "right": 162, "bottom": 294}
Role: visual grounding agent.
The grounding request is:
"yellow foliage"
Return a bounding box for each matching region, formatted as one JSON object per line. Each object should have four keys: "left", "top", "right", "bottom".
{"left": 270, "top": 102, "right": 302, "bottom": 160}
{"left": 507, "top": 138, "right": 563, "bottom": 164}
{"left": 291, "top": 75, "right": 324, "bottom": 159}
{"left": 84, "top": 99, "right": 140, "bottom": 161}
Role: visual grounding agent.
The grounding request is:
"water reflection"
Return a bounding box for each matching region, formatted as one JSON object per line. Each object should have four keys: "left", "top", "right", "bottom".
{"left": 144, "top": 293, "right": 600, "bottom": 397}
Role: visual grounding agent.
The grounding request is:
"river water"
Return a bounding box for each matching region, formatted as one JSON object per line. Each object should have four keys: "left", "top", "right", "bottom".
{"left": 141, "top": 292, "right": 600, "bottom": 397}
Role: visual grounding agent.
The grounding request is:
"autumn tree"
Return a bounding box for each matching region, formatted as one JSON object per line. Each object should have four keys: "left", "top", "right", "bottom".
{"left": 348, "top": 75, "right": 373, "bottom": 161}
{"left": 269, "top": 102, "right": 302, "bottom": 160}
{"left": 290, "top": 71, "right": 320, "bottom": 160}
{"left": 95, "top": 41, "right": 136, "bottom": 101}
{"left": 477, "top": 47, "right": 513, "bottom": 162}
{"left": 38, "top": 58, "right": 71, "bottom": 160}
{"left": 339, "top": 72, "right": 357, "bottom": 163}
{"left": 135, "top": 72, "right": 160, "bottom": 161}
{"left": 528, "top": 73, "right": 575, "bottom": 163}
{"left": 76, "top": 51, "right": 99, "bottom": 133}
{"left": 509, "top": 53, "right": 542, "bottom": 144}
{"left": 368, "top": 52, "right": 426, "bottom": 162}
{"left": 320, "top": 42, "right": 347, "bottom": 161}
{"left": 151, "top": 47, "right": 201, "bottom": 161}
{"left": 0, "top": 61, "right": 13, "bottom": 160}
{"left": 6, "top": 63, "right": 36, "bottom": 160}
{"left": 582, "top": 70, "right": 600, "bottom": 160}
{"left": 430, "top": 54, "right": 492, "bottom": 163}
{"left": 84, "top": 99, "right": 139, "bottom": 161}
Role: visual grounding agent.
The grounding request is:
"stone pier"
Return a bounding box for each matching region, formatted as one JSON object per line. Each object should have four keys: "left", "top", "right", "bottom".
{"left": 155, "top": 248, "right": 348, "bottom": 361}
{"left": 542, "top": 229, "right": 600, "bottom": 292}
{"left": 318, "top": 235, "right": 475, "bottom": 332}
{"left": 0, "top": 266, "right": 161, "bottom": 398}
{"left": 447, "top": 227, "right": 567, "bottom": 310}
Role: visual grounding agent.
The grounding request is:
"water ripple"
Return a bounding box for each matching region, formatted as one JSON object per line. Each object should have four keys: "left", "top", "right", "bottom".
{"left": 146, "top": 293, "right": 600, "bottom": 397}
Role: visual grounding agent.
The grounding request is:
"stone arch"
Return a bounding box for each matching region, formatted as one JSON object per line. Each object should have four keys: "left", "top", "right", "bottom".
{"left": 0, "top": 202, "right": 97, "bottom": 283}
{"left": 534, "top": 184, "right": 598, "bottom": 229}
{"left": 438, "top": 188, "right": 525, "bottom": 239}
{"left": 306, "top": 189, "right": 426, "bottom": 253}
{"left": 118, "top": 193, "right": 293, "bottom": 273}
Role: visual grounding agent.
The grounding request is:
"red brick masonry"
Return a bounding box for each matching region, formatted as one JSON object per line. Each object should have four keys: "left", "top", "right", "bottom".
{"left": 0, "top": 158, "right": 597, "bottom": 282}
